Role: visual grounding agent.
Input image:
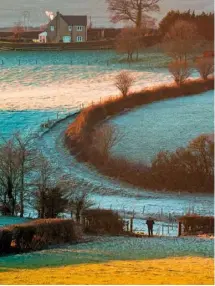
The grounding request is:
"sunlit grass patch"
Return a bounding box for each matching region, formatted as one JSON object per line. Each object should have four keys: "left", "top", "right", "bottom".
{"left": 0, "top": 257, "right": 213, "bottom": 285}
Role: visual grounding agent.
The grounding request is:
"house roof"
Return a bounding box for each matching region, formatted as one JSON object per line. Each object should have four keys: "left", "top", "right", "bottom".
{"left": 21, "top": 31, "right": 41, "bottom": 38}
{"left": 0, "top": 31, "right": 13, "bottom": 37}
{"left": 60, "top": 14, "right": 87, "bottom": 26}
{"left": 0, "top": 31, "right": 41, "bottom": 39}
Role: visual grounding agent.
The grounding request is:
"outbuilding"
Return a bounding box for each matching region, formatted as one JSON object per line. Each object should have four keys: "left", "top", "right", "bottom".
{"left": 38, "top": 31, "right": 47, "bottom": 43}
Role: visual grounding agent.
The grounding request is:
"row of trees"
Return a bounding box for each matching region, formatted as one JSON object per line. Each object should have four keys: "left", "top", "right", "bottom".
{"left": 0, "top": 134, "right": 94, "bottom": 220}
{"left": 106, "top": 1, "right": 213, "bottom": 40}
{"left": 114, "top": 18, "right": 214, "bottom": 88}
{"left": 106, "top": 1, "right": 213, "bottom": 64}
{"left": 159, "top": 10, "right": 214, "bottom": 41}
{"left": 116, "top": 18, "right": 213, "bottom": 62}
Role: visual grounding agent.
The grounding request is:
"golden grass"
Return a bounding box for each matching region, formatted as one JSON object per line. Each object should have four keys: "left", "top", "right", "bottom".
{"left": 0, "top": 257, "right": 214, "bottom": 285}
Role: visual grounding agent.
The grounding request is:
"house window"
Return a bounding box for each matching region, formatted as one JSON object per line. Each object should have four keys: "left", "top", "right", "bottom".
{"left": 68, "top": 26, "right": 72, "bottom": 32}
{"left": 76, "top": 26, "right": 83, "bottom": 31}
{"left": 76, "top": 36, "right": 83, "bottom": 42}
{"left": 50, "top": 26, "right": 55, "bottom": 31}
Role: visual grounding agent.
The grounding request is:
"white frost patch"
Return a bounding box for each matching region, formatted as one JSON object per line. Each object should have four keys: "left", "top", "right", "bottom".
{"left": 0, "top": 67, "right": 172, "bottom": 110}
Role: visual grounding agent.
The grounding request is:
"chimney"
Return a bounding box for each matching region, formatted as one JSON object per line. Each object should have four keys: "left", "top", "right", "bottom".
{"left": 56, "top": 11, "right": 60, "bottom": 41}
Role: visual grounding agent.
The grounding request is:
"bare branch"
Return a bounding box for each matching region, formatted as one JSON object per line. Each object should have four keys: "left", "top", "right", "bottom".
{"left": 106, "top": 0, "right": 160, "bottom": 28}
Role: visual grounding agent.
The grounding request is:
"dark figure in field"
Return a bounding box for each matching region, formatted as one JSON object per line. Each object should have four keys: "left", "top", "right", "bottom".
{"left": 146, "top": 218, "right": 155, "bottom": 237}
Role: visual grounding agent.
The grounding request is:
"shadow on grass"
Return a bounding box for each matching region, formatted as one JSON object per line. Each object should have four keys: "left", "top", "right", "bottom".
{"left": 0, "top": 236, "right": 213, "bottom": 271}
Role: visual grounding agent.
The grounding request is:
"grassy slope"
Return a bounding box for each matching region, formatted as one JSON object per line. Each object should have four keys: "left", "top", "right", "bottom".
{"left": 0, "top": 257, "right": 213, "bottom": 285}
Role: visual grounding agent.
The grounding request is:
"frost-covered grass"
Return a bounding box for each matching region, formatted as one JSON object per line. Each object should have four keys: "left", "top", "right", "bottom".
{"left": 0, "top": 51, "right": 172, "bottom": 110}
{"left": 0, "top": 257, "right": 213, "bottom": 285}
{"left": 36, "top": 114, "right": 214, "bottom": 219}
{"left": 111, "top": 90, "right": 214, "bottom": 163}
{"left": 0, "top": 51, "right": 213, "bottom": 223}
{"left": 0, "top": 236, "right": 213, "bottom": 270}
{"left": 0, "top": 216, "right": 31, "bottom": 228}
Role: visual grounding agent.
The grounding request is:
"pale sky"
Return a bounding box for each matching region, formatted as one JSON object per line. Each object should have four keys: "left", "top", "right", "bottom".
{"left": 0, "top": 0, "right": 213, "bottom": 27}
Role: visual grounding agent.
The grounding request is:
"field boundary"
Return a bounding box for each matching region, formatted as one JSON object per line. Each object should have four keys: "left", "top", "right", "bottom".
{"left": 64, "top": 78, "right": 214, "bottom": 193}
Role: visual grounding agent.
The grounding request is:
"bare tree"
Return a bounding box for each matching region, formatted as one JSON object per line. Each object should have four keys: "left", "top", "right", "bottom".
{"left": 116, "top": 27, "right": 141, "bottom": 61}
{"left": 33, "top": 154, "right": 54, "bottom": 218}
{"left": 188, "top": 134, "right": 214, "bottom": 178}
{"left": 195, "top": 57, "right": 214, "bottom": 80}
{"left": 106, "top": 0, "right": 160, "bottom": 28}
{"left": 14, "top": 133, "right": 37, "bottom": 217}
{"left": 59, "top": 178, "right": 94, "bottom": 223}
{"left": 163, "top": 20, "right": 200, "bottom": 62}
{"left": 0, "top": 138, "right": 21, "bottom": 215}
{"left": 92, "top": 124, "right": 121, "bottom": 160}
{"left": 168, "top": 60, "right": 191, "bottom": 85}
{"left": 12, "top": 22, "right": 24, "bottom": 40}
{"left": 115, "top": 71, "right": 134, "bottom": 97}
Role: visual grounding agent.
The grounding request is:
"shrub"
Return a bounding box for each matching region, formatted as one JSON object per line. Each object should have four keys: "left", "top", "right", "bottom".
{"left": 195, "top": 57, "right": 214, "bottom": 80}
{"left": 151, "top": 135, "right": 214, "bottom": 192}
{"left": 115, "top": 71, "right": 134, "bottom": 97}
{"left": 91, "top": 124, "right": 120, "bottom": 160}
{"left": 83, "top": 209, "right": 124, "bottom": 235}
{"left": 168, "top": 61, "right": 191, "bottom": 85}
{"left": 0, "top": 229, "right": 12, "bottom": 253}
{"left": 7, "top": 219, "right": 82, "bottom": 252}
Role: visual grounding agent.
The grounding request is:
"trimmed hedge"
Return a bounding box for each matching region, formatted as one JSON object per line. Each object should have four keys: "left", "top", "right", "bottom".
{"left": 0, "top": 229, "right": 12, "bottom": 253}
{"left": 65, "top": 78, "right": 214, "bottom": 193}
{"left": 82, "top": 209, "right": 124, "bottom": 235}
{"left": 0, "top": 219, "right": 82, "bottom": 254}
{"left": 179, "top": 215, "right": 214, "bottom": 234}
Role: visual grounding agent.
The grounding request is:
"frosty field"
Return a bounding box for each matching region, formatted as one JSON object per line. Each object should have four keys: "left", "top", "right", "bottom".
{"left": 0, "top": 50, "right": 171, "bottom": 110}
{"left": 111, "top": 90, "right": 214, "bottom": 163}
{"left": 0, "top": 50, "right": 214, "bottom": 225}
{"left": 0, "top": 236, "right": 213, "bottom": 270}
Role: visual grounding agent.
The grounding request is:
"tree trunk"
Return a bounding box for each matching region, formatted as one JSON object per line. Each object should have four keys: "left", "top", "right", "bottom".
{"left": 20, "top": 167, "right": 24, "bottom": 217}
{"left": 76, "top": 209, "right": 81, "bottom": 223}
{"left": 40, "top": 190, "right": 45, "bottom": 218}
{"left": 130, "top": 53, "right": 133, "bottom": 61}
{"left": 136, "top": 2, "right": 142, "bottom": 29}
{"left": 136, "top": 49, "right": 139, "bottom": 60}
{"left": 7, "top": 176, "right": 15, "bottom": 216}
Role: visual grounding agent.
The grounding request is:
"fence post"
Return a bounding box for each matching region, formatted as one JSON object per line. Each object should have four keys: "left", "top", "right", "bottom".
{"left": 130, "top": 217, "right": 133, "bottom": 233}
{"left": 126, "top": 221, "right": 129, "bottom": 232}
{"left": 178, "top": 221, "right": 182, "bottom": 237}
